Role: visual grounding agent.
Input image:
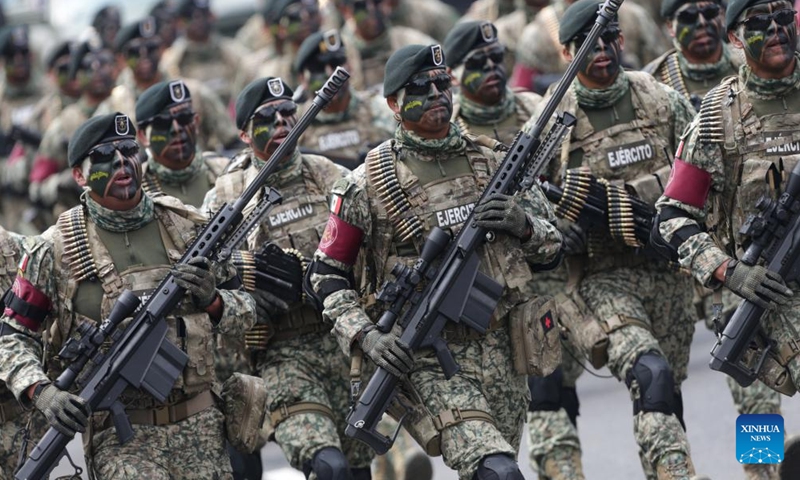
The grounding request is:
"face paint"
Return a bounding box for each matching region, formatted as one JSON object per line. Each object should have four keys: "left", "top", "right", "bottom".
{"left": 352, "top": 0, "right": 387, "bottom": 40}
{"left": 147, "top": 108, "right": 197, "bottom": 167}
{"left": 739, "top": 7, "right": 797, "bottom": 66}
{"left": 399, "top": 71, "right": 453, "bottom": 124}
{"left": 79, "top": 51, "right": 116, "bottom": 97}
{"left": 573, "top": 28, "right": 622, "bottom": 86}
{"left": 460, "top": 45, "right": 507, "bottom": 102}
{"left": 249, "top": 101, "right": 298, "bottom": 156}
{"left": 86, "top": 140, "right": 142, "bottom": 200}
{"left": 673, "top": 2, "right": 723, "bottom": 58}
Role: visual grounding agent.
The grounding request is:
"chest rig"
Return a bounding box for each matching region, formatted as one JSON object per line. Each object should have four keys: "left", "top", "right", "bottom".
{"left": 51, "top": 201, "right": 215, "bottom": 409}
{"left": 364, "top": 137, "right": 536, "bottom": 327}
{"left": 454, "top": 91, "right": 540, "bottom": 145}
{"left": 699, "top": 76, "right": 800, "bottom": 257}
{"left": 141, "top": 153, "right": 228, "bottom": 207}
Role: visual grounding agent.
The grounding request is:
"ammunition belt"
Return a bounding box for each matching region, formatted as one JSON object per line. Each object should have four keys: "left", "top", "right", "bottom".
{"left": 601, "top": 178, "right": 641, "bottom": 248}
{"left": 366, "top": 142, "right": 423, "bottom": 243}
{"left": 231, "top": 250, "right": 257, "bottom": 292}
{"left": 662, "top": 53, "right": 691, "bottom": 102}
{"left": 245, "top": 305, "right": 327, "bottom": 349}
{"left": 698, "top": 76, "right": 737, "bottom": 144}
{"left": 554, "top": 170, "right": 591, "bottom": 223}
{"left": 141, "top": 171, "right": 164, "bottom": 198}
{"left": 58, "top": 207, "right": 98, "bottom": 282}
{"left": 0, "top": 398, "right": 23, "bottom": 423}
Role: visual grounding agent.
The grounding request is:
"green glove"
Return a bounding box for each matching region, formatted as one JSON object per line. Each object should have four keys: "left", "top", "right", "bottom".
{"left": 173, "top": 256, "right": 218, "bottom": 309}
{"left": 359, "top": 326, "right": 414, "bottom": 377}
{"left": 473, "top": 193, "right": 531, "bottom": 240}
{"left": 251, "top": 289, "right": 290, "bottom": 324}
{"left": 34, "top": 383, "right": 90, "bottom": 436}
{"left": 724, "top": 260, "right": 793, "bottom": 309}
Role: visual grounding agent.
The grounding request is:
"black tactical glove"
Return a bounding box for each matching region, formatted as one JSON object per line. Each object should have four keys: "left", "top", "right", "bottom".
{"left": 557, "top": 218, "right": 587, "bottom": 256}
{"left": 359, "top": 326, "right": 414, "bottom": 377}
{"left": 251, "top": 289, "right": 290, "bottom": 324}
{"left": 173, "top": 256, "right": 218, "bottom": 309}
{"left": 724, "top": 260, "right": 793, "bottom": 309}
{"left": 473, "top": 193, "right": 531, "bottom": 240}
{"left": 34, "top": 383, "right": 90, "bottom": 436}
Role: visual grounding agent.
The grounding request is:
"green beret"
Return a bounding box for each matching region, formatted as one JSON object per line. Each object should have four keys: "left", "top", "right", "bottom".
{"left": 68, "top": 113, "right": 137, "bottom": 167}
{"left": 67, "top": 34, "right": 105, "bottom": 80}
{"left": 559, "top": 0, "right": 604, "bottom": 44}
{"left": 383, "top": 44, "right": 446, "bottom": 97}
{"left": 136, "top": 80, "right": 193, "bottom": 126}
{"left": 661, "top": 0, "right": 721, "bottom": 19}
{"left": 235, "top": 77, "right": 295, "bottom": 130}
{"left": 45, "top": 40, "right": 72, "bottom": 70}
{"left": 294, "top": 29, "right": 346, "bottom": 73}
{"left": 443, "top": 21, "right": 499, "bottom": 68}
{"left": 177, "top": 0, "right": 211, "bottom": 18}
{"left": 263, "top": 0, "right": 297, "bottom": 23}
{"left": 0, "top": 25, "right": 28, "bottom": 57}
{"left": 726, "top": 0, "right": 775, "bottom": 30}
{"left": 114, "top": 16, "right": 159, "bottom": 53}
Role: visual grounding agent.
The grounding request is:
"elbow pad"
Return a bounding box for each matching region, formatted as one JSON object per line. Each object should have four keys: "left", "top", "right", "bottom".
{"left": 649, "top": 206, "right": 704, "bottom": 263}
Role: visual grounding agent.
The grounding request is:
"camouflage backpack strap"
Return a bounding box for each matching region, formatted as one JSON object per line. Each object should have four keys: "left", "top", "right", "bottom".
{"left": 366, "top": 141, "right": 424, "bottom": 243}
{"left": 57, "top": 207, "right": 98, "bottom": 282}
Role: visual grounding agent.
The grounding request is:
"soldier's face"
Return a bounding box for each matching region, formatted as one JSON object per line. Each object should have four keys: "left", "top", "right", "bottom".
{"left": 672, "top": 1, "right": 724, "bottom": 58}
{"left": 397, "top": 69, "right": 453, "bottom": 130}
{"left": 125, "top": 38, "right": 163, "bottom": 83}
{"left": 85, "top": 139, "right": 142, "bottom": 201}
{"left": 3, "top": 46, "right": 32, "bottom": 84}
{"left": 248, "top": 99, "right": 298, "bottom": 160}
{"left": 459, "top": 43, "right": 507, "bottom": 104}
{"left": 572, "top": 27, "right": 623, "bottom": 87}
{"left": 78, "top": 51, "right": 116, "bottom": 98}
{"left": 732, "top": 1, "right": 797, "bottom": 74}
{"left": 302, "top": 54, "right": 349, "bottom": 103}
{"left": 185, "top": 9, "right": 213, "bottom": 42}
{"left": 146, "top": 103, "right": 198, "bottom": 169}
{"left": 53, "top": 56, "right": 82, "bottom": 98}
{"left": 351, "top": 0, "right": 387, "bottom": 41}
{"left": 276, "top": 1, "right": 321, "bottom": 45}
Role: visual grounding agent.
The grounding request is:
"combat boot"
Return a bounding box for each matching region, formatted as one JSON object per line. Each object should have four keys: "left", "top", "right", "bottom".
{"left": 403, "top": 450, "right": 433, "bottom": 480}
{"left": 540, "top": 447, "right": 585, "bottom": 480}
{"left": 743, "top": 463, "right": 778, "bottom": 480}
{"left": 779, "top": 434, "right": 800, "bottom": 480}
{"left": 655, "top": 452, "right": 696, "bottom": 480}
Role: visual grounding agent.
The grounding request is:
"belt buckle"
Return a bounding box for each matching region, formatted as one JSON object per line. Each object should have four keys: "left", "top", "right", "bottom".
{"left": 153, "top": 406, "right": 170, "bottom": 425}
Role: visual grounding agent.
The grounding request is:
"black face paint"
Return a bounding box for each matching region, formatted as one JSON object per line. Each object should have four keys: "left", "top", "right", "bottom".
{"left": 79, "top": 51, "right": 116, "bottom": 97}
{"left": 86, "top": 140, "right": 142, "bottom": 199}
{"left": 126, "top": 39, "right": 162, "bottom": 83}
{"left": 400, "top": 72, "right": 453, "bottom": 123}
{"left": 352, "top": 0, "right": 387, "bottom": 40}
{"left": 460, "top": 45, "right": 507, "bottom": 101}
{"left": 305, "top": 55, "right": 348, "bottom": 101}
{"left": 148, "top": 109, "right": 197, "bottom": 166}
{"left": 674, "top": 3, "right": 723, "bottom": 57}
{"left": 573, "top": 28, "right": 622, "bottom": 85}
{"left": 739, "top": 8, "right": 797, "bottom": 65}
{"left": 250, "top": 101, "right": 298, "bottom": 155}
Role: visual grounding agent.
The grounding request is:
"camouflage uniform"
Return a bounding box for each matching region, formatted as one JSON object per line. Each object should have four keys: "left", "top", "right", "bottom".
{"left": 0, "top": 193, "right": 256, "bottom": 479}
{"left": 202, "top": 150, "right": 376, "bottom": 476}
{"left": 310, "top": 123, "right": 562, "bottom": 479}
{"left": 525, "top": 70, "right": 699, "bottom": 478}
{"left": 387, "top": 0, "right": 460, "bottom": 42}
{"left": 299, "top": 89, "right": 394, "bottom": 170}
{"left": 160, "top": 34, "right": 246, "bottom": 106}
{"left": 341, "top": 24, "right": 436, "bottom": 92}
{"left": 452, "top": 89, "right": 542, "bottom": 145}
{"left": 463, "top": 0, "right": 517, "bottom": 21}
{"left": 494, "top": 4, "right": 545, "bottom": 65}
{"left": 512, "top": 0, "right": 668, "bottom": 91}
{"left": 656, "top": 57, "right": 800, "bottom": 407}
{"left": 235, "top": 13, "right": 275, "bottom": 52}
{"left": 142, "top": 149, "right": 229, "bottom": 209}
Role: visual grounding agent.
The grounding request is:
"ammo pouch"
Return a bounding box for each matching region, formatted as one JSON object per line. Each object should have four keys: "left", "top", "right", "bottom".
{"left": 509, "top": 295, "right": 561, "bottom": 376}
{"left": 221, "top": 373, "right": 272, "bottom": 453}
{"left": 624, "top": 164, "right": 671, "bottom": 206}
{"left": 741, "top": 342, "right": 799, "bottom": 397}
{"left": 555, "top": 290, "right": 609, "bottom": 369}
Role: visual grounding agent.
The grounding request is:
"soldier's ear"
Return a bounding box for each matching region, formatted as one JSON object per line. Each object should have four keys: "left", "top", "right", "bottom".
{"left": 72, "top": 165, "right": 87, "bottom": 188}
{"left": 728, "top": 29, "right": 744, "bottom": 49}
{"left": 666, "top": 19, "right": 677, "bottom": 38}
{"left": 386, "top": 95, "right": 400, "bottom": 114}
{"left": 239, "top": 130, "right": 251, "bottom": 144}
{"left": 137, "top": 129, "right": 149, "bottom": 147}
{"left": 561, "top": 45, "right": 573, "bottom": 63}
{"left": 618, "top": 32, "right": 625, "bottom": 52}
{"left": 446, "top": 67, "right": 459, "bottom": 86}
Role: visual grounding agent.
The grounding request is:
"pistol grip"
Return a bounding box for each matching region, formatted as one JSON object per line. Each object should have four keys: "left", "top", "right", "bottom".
{"left": 110, "top": 401, "right": 134, "bottom": 445}
{"left": 433, "top": 338, "right": 460, "bottom": 380}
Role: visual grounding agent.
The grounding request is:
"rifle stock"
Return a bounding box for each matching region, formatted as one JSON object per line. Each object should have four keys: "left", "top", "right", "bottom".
{"left": 15, "top": 67, "right": 351, "bottom": 480}
{"left": 344, "top": 0, "right": 623, "bottom": 454}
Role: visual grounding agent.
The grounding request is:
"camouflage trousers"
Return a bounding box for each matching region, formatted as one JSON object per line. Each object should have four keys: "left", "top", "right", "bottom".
{"left": 579, "top": 265, "right": 696, "bottom": 475}
{"left": 409, "top": 326, "right": 528, "bottom": 480}
{"left": 0, "top": 408, "right": 48, "bottom": 480}
{"left": 90, "top": 406, "right": 232, "bottom": 479}
{"left": 254, "top": 331, "right": 374, "bottom": 474}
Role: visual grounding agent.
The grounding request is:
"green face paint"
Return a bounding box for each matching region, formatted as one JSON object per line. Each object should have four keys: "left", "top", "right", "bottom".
{"left": 574, "top": 28, "right": 622, "bottom": 85}
{"left": 459, "top": 46, "right": 507, "bottom": 102}
{"left": 400, "top": 72, "right": 453, "bottom": 123}
{"left": 249, "top": 101, "right": 298, "bottom": 156}
{"left": 147, "top": 108, "right": 197, "bottom": 168}
{"left": 85, "top": 140, "right": 142, "bottom": 200}
{"left": 673, "top": 3, "right": 723, "bottom": 57}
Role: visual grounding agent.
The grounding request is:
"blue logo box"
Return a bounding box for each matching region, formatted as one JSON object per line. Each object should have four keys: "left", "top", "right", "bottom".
{"left": 737, "top": 414, "right": 784, "bottom": 465}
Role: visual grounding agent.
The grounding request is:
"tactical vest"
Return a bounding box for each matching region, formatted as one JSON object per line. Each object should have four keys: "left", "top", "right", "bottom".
{"left": 646, "top": 49, "right": 740, "bottom": 108}
{"left": 698, "top": 76, "right": 800, "bottom": 258}
{"left": 142, "top": 153, "right": 229, "bottom": 208}
{"left": 0, "top": 229, "right": 23, "bottom": 421}
{"left": 363, "top": 136, "right": 536, "bottom": 327}
{"left": 453, "top": 91, "right": 540, "bottom": 145}
{"left": 212, "top": 153, "right": 336, "bottom": 335}
{"left": 48, "top": 197, "right": 216, "bottom": 410}
{"left": 559, "top": 72, "right": 674, "bottom": 268}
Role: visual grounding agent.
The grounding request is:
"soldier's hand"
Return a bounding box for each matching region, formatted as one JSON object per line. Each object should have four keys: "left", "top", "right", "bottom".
{"left": 724, "top": 260, "right": 793, "bottom": 309}
{"left": 251, "top": 289, "right": 290, "bottom": 324}
{"left": 173, "top": 256, "right": 218, "bottom": 309}
{"left": 359, "top": 326, "right": 414, "bottom": 377}
{"left": 473, "top": 193, "right": 531, "bottom": 240}
{"left": 557, "top": 218, "right": 587, "bottom": 256}
{"left": 34, "top": 383, "right": 90, "bottom": 436}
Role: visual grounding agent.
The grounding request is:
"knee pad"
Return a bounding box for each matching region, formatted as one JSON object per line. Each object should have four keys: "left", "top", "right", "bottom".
{"left": 625, "top": 351, "right": 677, "bottom": 416}
{"left": 561, "top": 386, "right": 580, "bottom": 427}
{"left": 350, "top": 467, "right": 371, "bottom": 480}
{"left": 528, "top": 366, "right": 564, "bottom": 412}
{"left": 473, "top": 454, "right": 524, "bottom": 480}
{"left": 303, "top": 447, "right": 350, "bottom": 480}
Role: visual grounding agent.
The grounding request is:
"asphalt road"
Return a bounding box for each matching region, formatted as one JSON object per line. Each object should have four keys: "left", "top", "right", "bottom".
{"left": 52, "top": 325, "right": 800, "bottom": 479}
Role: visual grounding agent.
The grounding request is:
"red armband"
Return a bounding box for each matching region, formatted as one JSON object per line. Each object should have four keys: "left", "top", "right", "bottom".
{"left": 510, "top": 64, "right": 537, "bottom": 91}
{"left": 663, "top": 158, "right": 712, "bottom": 209}
{"left": 4, "top": 276, "right": 51, "bottom": 331}
{"left": 29, "top": 155, "right": 61, "bottom": 183}
{"left": 319, "top": 214, "right": 364, "bottom": 266}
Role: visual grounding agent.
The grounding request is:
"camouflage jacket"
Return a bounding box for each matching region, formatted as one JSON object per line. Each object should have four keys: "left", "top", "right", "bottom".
{"left": 388, "top": 0, "right": 459, "bottom": 42}
{"left": 452, "top": 90, "right": 542, "bottom": 145}
{"left": 142, "top": 150, "right": 229, "bottom": 208}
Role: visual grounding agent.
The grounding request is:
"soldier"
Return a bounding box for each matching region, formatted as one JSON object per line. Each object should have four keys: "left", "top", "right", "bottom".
{"left": 511, "top": 0, "right": 668, "bottom": 93}
{"left": 92, "top": 6, "right": 122, "bottom": 51}
{"left": 150, "top": 1, "right": 179, "bottom": 49}
{"left": 114, "top": 17, "right": 241, "bottom": 152}
{"left": 0, "top": 112, "right": 256, "bottom": 479}
{"left": 0, "top": 25, "right": 45, "bottom": 234}
{"left": 443, "top": 20, "right": 542, "bottom": 144}
{"left": 160, "top": 0, "right": 247, "bottom": 106}
{"left": 308, "top": 44, "right": 563, "bottom": 479}
{"left": 644, "top": 0, "right": 741, "bottom": 111}
{"left": 463, "top": 0, "right": 517, "bottom": 22}
{"left": 31, "top": 41, "right": 81, "bottom": 135}
{"left": 522, "top": 0, "right": 701, "bottom": 478}
{"left": 338, "top": 0, "right": 436, "bottom": 91}
{"left": 652, "top": 0, "right": 800, "bottom": 477}
{"left": 202, "top": 77, "right": 375, "bottom": 480}
{"left": 294, "top": 30, "right": 394, "bottom": 170}
{"left": 135, "top": 80, "right": 229, "bottom": 208}
{"left": 494, "top": 0, "right": 550, "bottom": 63}
{"left": 382, "top": 0, "right": 459, "bottom": 42}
